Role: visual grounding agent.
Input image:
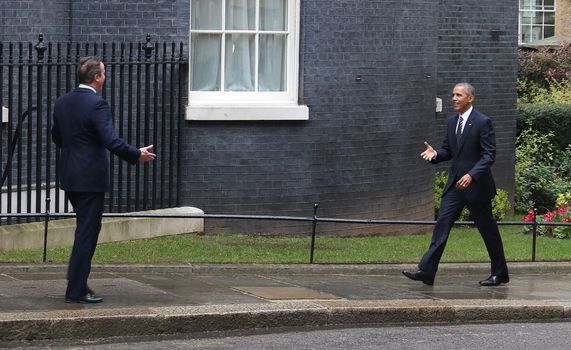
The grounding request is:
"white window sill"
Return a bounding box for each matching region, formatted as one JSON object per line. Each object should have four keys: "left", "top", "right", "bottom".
{"left": 185, "top": 103, "right": 309, "bottom": 121}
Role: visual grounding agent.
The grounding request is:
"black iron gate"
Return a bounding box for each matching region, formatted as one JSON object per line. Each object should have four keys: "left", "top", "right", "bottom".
{"left": 0, "top": 34, "right": 187, "bottom": 224}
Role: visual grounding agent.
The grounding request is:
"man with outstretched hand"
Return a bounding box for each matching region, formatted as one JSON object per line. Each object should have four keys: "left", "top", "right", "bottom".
{"left": 402, "top": 82, "right": 509, "bottom": 287}
{"left": 52, "top": 56, "right": 156, "bottom": 303}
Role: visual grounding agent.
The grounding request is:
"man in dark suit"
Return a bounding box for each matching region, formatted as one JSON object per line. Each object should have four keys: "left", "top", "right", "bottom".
{"left": 52, "top": 56, "right": 156, "bottom": 303}
{"left": 403, "top": 82, "right": 509, "bottom": 287}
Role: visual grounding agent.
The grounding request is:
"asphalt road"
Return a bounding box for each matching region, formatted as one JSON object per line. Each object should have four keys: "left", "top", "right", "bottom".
{"left": 3, "top": 322, "right": 570, "bottom": 350}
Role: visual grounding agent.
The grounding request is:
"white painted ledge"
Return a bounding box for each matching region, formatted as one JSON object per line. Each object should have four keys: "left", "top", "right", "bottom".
{"left": 0, "top": 207, "right": 204, "bottom": 251}
{"left": 185, "top": 103, "right": 309, "bottom": 121}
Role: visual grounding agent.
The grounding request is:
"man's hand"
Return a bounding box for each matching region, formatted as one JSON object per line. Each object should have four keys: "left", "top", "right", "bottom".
{"left": 139, "top": 144, "right": 156, "bottom": 163}
{"left": 420, "top": 141, "right": 436, "bottom": 161}
{"left": 456, "top": 174, "right": 472, "bottom": 189}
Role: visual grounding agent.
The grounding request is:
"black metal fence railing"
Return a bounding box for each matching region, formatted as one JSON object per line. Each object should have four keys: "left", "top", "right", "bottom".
{"left": 1, "top": 204, "right": 570, "bottom": 264}
{"left": 0, "top": 34, "right": 186, "bottom": 225}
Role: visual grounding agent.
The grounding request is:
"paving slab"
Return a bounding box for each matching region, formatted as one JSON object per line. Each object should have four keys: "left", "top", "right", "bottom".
{"left": 0, "top": 262, "right": 571, "bottom": 342}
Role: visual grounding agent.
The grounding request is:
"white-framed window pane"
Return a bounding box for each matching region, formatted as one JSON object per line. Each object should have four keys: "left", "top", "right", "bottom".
{"left": 520, "top": 11, "right": 533, "bottom": 25}
{"left": 521, "top": 25, "right": 532, "bottom": 43}
{"left": 226, "top": 0, "right": 256, "bottom": 30}
{"left": 260, "top": 0, "right": 287, "bottom": 31}
{"left": 191, "top": 34, "right": 222, "bottom": 91}
{"left": 532, "top": 26, "right": 543, "bottom": 41}
{"left": 544, "top": 0, "right": 554, "bottom": 10}
{"left": 544, "top": 25, "right": 554, "bottom": 38}
{"left": 520, "top": 0, "right": 530, "bottom": 10}
{"left": 259, "top": 34, "right": 286, "bottom": 91}
{"left": 544, "top": 12, "right": 554, "bottom": 25}
{"left": 224, "top": 34, "right": 255, "bottom": 91}
{"left": 191, "top": 0, "right": 222, "bottom": 30}
{"left": 533, "top": 12, "right": 544, "bottom": 25}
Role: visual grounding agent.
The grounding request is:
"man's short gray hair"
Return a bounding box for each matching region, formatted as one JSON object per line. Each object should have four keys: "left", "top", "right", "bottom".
{"left": 77, "top": 56, "right": 103, "bottom": 84}
{"left": 454, "top": 82, "right": 475, "bottom": 97}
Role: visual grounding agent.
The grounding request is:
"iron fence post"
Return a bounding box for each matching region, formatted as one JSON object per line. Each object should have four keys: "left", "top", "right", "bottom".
{"left": 532, "top": 208, "right": 538, "bottom": 262}
{"left": 43, "top": 197, "right": 50, "bottom": 263}
{"left": 309, "top": 203, "right": 319, "bottom": 264}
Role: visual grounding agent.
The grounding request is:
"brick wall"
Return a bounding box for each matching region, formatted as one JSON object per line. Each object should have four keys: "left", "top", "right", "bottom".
{"left": 0, "top": 0, "right": 518, "bottom": 235}
{"left": 0, "top": 0, "right": 189, "bottom": 44}
{"left": 436, "top": 1, "right": 518, "bottom": 203}
{"left": 556, "top": 0, "right": 571, "bottom": 36}
{"left": 0, "top": 0, "right": 71, "bottom": 42}
{"left": 183, "top": 0, "right": 439, "bottom": 235}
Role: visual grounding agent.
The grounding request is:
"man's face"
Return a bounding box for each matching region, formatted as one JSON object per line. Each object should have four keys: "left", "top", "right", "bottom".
{"left": 451, "top": 86, "right": 474, "bottom": 114}
{"left": 93, "top": 62, "right": 106, "bottom": 92}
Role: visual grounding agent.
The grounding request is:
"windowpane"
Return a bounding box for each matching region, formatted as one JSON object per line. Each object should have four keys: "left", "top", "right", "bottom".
{"left": 260, "top": 0, "right": 287, "bottom": 31}
{"left": 224, "top": 34, "right": 255, "bottom": 91}
{"left": 191, "top": 34, "right": 221, "bottom": 91}
{"left": 259, "top": 34, "right": 286, "bottom": 91}
{"left": 520, "top": 11, "right": 533, "bottom": 25}
{"left": 226, "top": 0, "right": 255, "bottom": 30}
{"left": 521, "top": 25, "right": 532, "bottom": 43}
{"left": 544, "top": 0, "right": 554, "bottom": 9}
{"left": 191, "top": 0, "right": 222, "bottom": 30}
{"left": 531, "top": 26, "right": 543, "bottom": 41}
{"left": 544, "top": 12, "right": 554, "bottom": 25}
{"left": 544, "top": 25, "right": 554, "bottom": 38}
{"left": 533, "top": 12, "right": 544, "bottom": 25}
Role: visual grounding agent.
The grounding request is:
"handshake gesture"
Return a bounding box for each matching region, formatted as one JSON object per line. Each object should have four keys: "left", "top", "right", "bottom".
{"left": 420, "top": 141, "right": 436, "bottom": 161}
{"left": 139, "top": 144, "right": 156, "bottom": 163}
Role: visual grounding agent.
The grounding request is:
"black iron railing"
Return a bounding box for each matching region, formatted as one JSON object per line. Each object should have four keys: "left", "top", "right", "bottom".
{"left": 0, "top": 34, "right": 186, "bottom": 224}
{"left": 1, "top": 203, "right": 570, "bottom": 263}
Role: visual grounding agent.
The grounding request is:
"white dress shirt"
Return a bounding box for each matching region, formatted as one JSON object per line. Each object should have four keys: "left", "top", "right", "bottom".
{"left": 456, "top": 106, "right": 473, "bottom": 134}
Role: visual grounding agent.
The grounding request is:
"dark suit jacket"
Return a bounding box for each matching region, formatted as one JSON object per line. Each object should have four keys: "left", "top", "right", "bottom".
{"left": 52, "top": 87, "right": 140, "bottom": 192}
{"left": 431, "top": 108, "right": 497, "bottom": 203}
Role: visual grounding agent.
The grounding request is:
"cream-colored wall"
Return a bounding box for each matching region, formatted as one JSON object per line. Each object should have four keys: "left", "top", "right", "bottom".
{"left": 556, "top": 0, "right": 571, "bottom": 36}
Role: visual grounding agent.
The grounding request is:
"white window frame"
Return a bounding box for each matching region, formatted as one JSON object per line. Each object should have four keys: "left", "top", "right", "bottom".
{"left": 186, "top": 0, "right": 308, "bottom": 121}
{"left": 518, "top": 0, "right": 556, "bottom": 44}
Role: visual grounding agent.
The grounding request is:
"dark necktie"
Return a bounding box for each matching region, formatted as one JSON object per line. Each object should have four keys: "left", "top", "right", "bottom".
{"left": 456, "top": 116, "right": 463, "bottom": 145}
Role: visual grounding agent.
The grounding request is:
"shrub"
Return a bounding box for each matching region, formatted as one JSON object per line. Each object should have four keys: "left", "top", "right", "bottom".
{"left": 517, "top": 103, "right": 571, "bottom": 151}
{"left": 517, "top": 79, "right": 571, "bottom": 105}
{"left": 434, "top": 171, "right": 511, "bottom": 221}
{"left": 517, "top": 45, "right": 571, "bottom": 105}
{"left": 518, "top": 45, "right": 571, "bottom": 91}
{"left": 515, "top": 129, "right": 571, "bottom": 213}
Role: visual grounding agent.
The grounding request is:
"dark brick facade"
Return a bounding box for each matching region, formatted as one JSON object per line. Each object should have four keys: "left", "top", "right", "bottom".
{"left": 0, "top": 0, "right": 189, "bottom": 43}
{"left": 436, "top": 1, "right": 518, "bottom": 203}
{"left": 0, "top": 1, "right": 518, "bottom": 235}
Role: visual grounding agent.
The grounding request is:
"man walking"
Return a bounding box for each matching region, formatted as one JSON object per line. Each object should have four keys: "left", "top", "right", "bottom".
{"left": 52, "top": 56, "right": 156, "bottom": 303}
{"left": 403, "top": 82, "right": 509, "bottom": 286}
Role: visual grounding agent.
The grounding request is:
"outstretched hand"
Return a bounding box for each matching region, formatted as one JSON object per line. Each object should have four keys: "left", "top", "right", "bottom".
{"left": 139, "top": 144, "right": 156, "bottom": 163}
{"left": 420, "top": 141, "right": 436, "bottom": 161}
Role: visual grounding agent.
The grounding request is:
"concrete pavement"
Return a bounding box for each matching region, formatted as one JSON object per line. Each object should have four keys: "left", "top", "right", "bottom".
{"left": 1, "top": 262, "right": 571, "bottom": 341}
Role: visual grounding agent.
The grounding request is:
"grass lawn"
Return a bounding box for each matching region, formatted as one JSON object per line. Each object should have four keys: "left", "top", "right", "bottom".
{"left": 1, "top": 221, "right": 570, "bottom": 264}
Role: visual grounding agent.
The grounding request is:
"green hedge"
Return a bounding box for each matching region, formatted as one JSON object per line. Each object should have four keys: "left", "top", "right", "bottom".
{"left": 517, "top": 104, "right": 571, "bottom": 151}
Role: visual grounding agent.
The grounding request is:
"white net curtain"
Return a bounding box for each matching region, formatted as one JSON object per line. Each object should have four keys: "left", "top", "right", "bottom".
{"left": 191, "top": 0, "right": 287, "bottom": 92}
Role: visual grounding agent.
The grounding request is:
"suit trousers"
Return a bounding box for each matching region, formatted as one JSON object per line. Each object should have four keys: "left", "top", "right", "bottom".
{"left": 65, "top": 192, "right": 105, "bottom": 299}
{"left": 419, "top": 187, "right": 509, "bottom": 278}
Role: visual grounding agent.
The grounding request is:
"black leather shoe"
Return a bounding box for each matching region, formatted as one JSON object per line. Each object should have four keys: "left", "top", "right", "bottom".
{"left": 479, "top": 275, "right": 509, "bottom": 286}
{"left": 65, "top": 293, "right": 103, "bottom": 304}
{"left": 402, "top": 270, "right": 434, "bottom": 285}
